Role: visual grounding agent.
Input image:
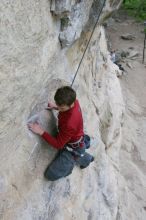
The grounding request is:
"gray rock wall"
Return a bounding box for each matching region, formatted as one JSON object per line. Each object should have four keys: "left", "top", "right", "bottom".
{"left": 51, "top": 0, "right": 123, "bottom": 47}
{"left": 0, "top": 0, "right": 123, "bottom": 219}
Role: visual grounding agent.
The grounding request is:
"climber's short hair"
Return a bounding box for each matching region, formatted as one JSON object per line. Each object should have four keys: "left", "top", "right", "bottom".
{"left": 54, "top": 86, "right": 76, "bottom": 106}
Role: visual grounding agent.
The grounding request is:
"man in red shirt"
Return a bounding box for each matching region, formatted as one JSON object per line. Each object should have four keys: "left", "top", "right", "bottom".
{"left": 28, "top": 86, "right": 94, "bottom": 181}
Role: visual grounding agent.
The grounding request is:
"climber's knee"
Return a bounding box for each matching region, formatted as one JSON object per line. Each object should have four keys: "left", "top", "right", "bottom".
{"left": 44, "top": 168, "right": 60, "bottom": 181}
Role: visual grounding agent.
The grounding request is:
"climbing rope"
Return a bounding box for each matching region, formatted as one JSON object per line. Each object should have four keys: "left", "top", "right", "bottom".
{"left": 71, "top": 0, "right": 107, "bottom": 87}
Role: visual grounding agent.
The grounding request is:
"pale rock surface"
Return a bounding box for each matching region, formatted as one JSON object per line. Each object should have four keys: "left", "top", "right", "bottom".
{"left": 0, "top": 0, "right": 125, "bottom": 220}
{"left": 106, "top": 14, "right": 146, "bottom": 220}
{"left": 51, "top": 0, "right": 123, "bottom": 47}
{"left": 51, "top": 0, "right": 72, "bottom": 16}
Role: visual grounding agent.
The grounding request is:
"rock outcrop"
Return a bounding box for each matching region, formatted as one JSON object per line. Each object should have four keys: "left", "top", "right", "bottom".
{"left": 0, "top": 1, "right": 124, "bottom": 220}
{"left": 51, "top": 0, "right": 123, "bottom": 47}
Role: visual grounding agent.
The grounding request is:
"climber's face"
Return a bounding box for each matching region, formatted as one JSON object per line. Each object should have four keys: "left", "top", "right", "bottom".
{"left": 57, "top": 104, "right": 71, "bottom": 112}
{"left": 57, "top": 102, "right": 74, "bottom": 112}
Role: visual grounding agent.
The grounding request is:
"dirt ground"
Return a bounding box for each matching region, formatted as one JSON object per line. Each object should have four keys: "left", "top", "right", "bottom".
{"left": 106, "top": 10, "right": 146, "bottom": 220}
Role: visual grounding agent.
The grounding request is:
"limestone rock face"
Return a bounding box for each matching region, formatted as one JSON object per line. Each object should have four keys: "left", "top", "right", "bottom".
{"left": 51, "top": 0, "right": 123, "bottom": 47}
{"left": 0, "top": 1, "right": 124, "bottom": 220}
{"left": 51, "top": 0, "right": 72, "bottom": 16}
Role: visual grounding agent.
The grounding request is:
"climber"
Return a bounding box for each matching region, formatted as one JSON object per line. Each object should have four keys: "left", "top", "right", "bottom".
{"left": 28, "top": 86, "right": 94, "bottom": 181}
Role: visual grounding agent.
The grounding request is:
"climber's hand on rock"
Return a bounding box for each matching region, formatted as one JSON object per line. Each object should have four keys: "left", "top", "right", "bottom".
{"left": 46, "top": 102, "right": 58, "bottom": 110}
{"left": 28, "top": 123, "right": 44, "bottom": 135}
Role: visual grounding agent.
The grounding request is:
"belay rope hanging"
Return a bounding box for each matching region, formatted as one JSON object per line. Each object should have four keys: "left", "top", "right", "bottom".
{"left": 70, "top": 0, "right": 107, "bottom": 87}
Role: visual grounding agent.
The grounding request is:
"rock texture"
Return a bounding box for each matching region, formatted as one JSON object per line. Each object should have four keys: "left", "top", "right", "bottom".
{"left": 0, "top": 1, "right": 124, "bottom": 220}
{"left": 51, "top": 0, "right": 123, "bottom": 47}
{"left": 106, "top": 14, "right": 146, "bottom": 220}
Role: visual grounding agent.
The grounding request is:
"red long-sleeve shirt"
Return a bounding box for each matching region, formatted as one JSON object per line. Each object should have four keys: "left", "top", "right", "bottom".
{"left": 41, "top": 100, "right": 84, "bottom": 149}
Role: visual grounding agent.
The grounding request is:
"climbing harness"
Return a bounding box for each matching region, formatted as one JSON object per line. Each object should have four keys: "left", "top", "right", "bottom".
{"left": 70, "top": 0, "right": 107, "bottom": 87}
{"left": 65, "top": 146, "right": 84, "bottom": 157}
{"left": 65, "top": 134, "right": 91, "bottom": 158}
{"left": 65, "top": 136, "right": 84, "bottom": 157}
{"left": 67, "top": 136, "right": 84, "bottom": 148}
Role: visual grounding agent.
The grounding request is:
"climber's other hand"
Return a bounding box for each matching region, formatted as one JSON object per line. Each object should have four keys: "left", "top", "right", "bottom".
{"left": 28, "top": 123, "right": 44, "bottom": 135}
{"left": 46, "top": 102, "right": 58, "bottom": 110}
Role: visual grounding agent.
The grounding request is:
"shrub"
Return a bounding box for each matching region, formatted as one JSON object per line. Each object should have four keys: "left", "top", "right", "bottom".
{"left": 123, "top": 0, "right": 146, "bottom": 21}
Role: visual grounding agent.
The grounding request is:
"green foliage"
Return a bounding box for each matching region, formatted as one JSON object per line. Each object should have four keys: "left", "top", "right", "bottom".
{"left": 123, "top": 0, "right": 146, "bottom": 21}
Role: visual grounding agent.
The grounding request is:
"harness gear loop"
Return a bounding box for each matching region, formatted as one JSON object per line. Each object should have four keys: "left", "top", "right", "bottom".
{"left": 65, "top": 136, "right": 84, "bottom": 157}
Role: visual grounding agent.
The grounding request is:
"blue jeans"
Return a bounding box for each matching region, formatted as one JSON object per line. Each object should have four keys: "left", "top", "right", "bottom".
{"left": 44, "top": 135, "right": 93, "bottom": 181}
